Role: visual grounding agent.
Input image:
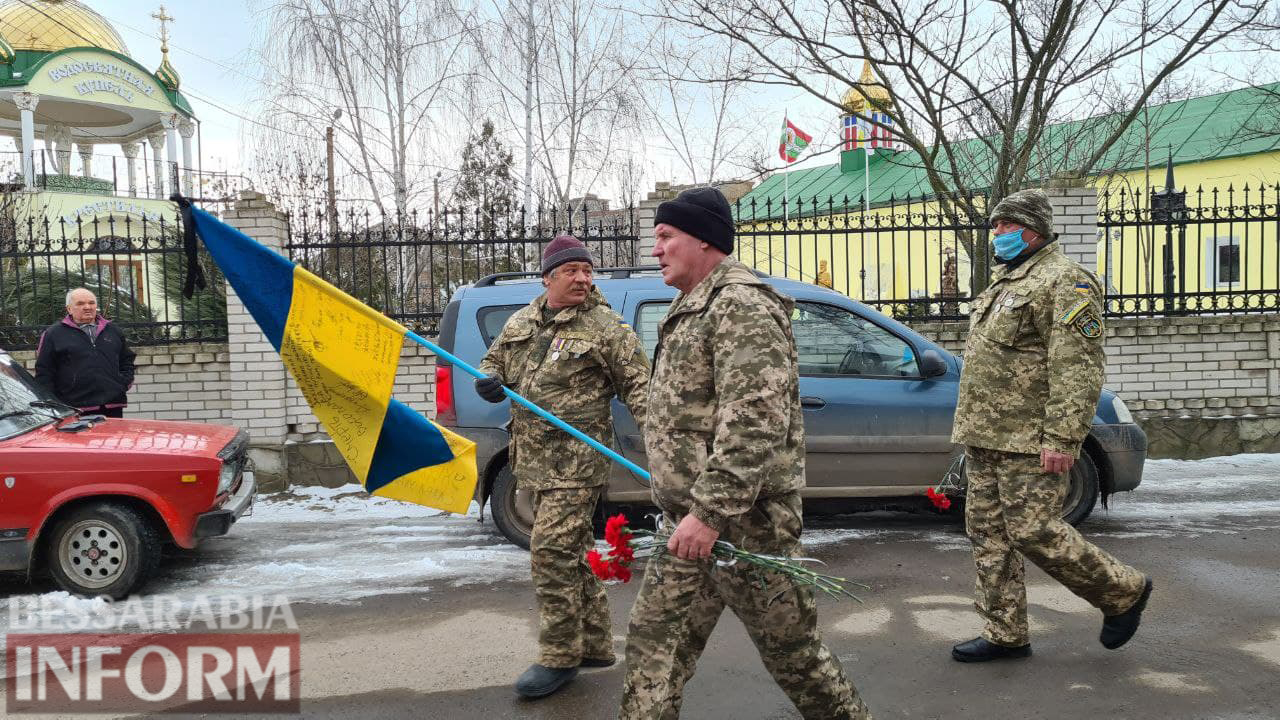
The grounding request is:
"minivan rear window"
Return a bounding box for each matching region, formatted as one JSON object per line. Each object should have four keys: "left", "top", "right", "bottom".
{"left": 635, "top": 302, "right": 671, "bottom": 359}
{"left": 478, "top": 305, "right": 526, "bottom": 347}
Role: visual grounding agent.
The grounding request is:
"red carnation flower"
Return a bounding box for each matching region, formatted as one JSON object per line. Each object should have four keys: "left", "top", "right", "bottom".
{"left": 604, "top": 513, "right": 629, "bottom": 547}
{"left": 587, "top": 549, "right": 615, "bottom": 580}
{"left": 926, "top": 487, "right": 952, "bottom": 511}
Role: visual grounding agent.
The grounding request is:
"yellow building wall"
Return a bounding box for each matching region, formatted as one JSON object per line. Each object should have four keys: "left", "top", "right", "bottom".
{"left": 737, "top": 199, "right": 977, "bottom": 312}
{"left": 1095, "top": 152, "right": 1280, "bottom": 311}
{"left": 737, "top": 152, "right": 1280, "bottom": 314}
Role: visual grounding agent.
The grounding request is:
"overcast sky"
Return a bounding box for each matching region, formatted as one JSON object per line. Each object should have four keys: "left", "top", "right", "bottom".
{"left": 107, "top": 1, "right": 263, "bottom": 177}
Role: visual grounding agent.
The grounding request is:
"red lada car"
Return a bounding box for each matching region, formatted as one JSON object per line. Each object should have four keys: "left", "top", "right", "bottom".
{"left": 0, "top": 350, "right": 254, "bottom": 598}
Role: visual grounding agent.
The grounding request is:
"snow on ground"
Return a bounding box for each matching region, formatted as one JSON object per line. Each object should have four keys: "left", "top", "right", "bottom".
{"left": 3, "top": 455, "right": 1277, "bottom": 634}
{"left": 1, "top": 484, "right": 528, "bottom": 636}
{"left": 1089, "top": 453, "right": 1280, "bottom": 537}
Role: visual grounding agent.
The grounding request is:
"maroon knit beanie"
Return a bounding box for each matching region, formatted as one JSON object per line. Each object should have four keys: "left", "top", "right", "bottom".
{"left": 541, "top": 234, "right": 594, "bottom": 275}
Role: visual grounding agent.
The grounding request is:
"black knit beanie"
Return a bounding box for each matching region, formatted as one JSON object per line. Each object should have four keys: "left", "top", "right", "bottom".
{"left": 655, "top": 187, "right": 735, "bottom": 254}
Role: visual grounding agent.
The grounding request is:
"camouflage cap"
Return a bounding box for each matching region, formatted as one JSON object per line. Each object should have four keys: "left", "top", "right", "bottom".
{"left": 989, "top": 189, "right": 1055, "bottom": 241}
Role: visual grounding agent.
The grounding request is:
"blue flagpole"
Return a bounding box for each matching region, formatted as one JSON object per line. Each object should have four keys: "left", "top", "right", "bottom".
{"left": 404, "top": 330, "right": 652, "bottom": 480}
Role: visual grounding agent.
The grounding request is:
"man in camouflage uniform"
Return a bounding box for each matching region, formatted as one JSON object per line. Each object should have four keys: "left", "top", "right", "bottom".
{"left": 619, "top": 187, "right": 872, "bottom": 720}
{"left": 476, "top": 234, "right": 650, "bottom": 698}
{"left": 951, "top": 189, "right": 1153, "bottom": 663}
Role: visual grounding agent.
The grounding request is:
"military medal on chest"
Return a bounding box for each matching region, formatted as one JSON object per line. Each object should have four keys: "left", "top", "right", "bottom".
{"left": 551, "top": 337, "right": 566, "bottom": 361}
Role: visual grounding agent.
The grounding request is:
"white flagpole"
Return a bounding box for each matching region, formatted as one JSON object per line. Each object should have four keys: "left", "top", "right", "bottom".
{"left": 783, "top": 112, "right": 790, "bottom": 227}
{"left": 863, "top": 114, "right": 871, "bottom": 215}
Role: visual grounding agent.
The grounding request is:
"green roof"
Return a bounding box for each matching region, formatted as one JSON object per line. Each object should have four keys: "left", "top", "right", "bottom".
{"left": 739, "top": 83, "right": 1280, "bottom": 219}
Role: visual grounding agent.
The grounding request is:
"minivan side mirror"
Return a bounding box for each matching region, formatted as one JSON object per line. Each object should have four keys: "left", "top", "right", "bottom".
{"left": 919, "top": 349, "right": 948, "bottom": 378}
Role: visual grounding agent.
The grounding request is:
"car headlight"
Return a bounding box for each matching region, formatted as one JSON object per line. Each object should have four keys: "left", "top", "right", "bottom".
{"left": 1111, "top": 396, "right": 1134, "bottom": 424}
{"left": 217, "top": 461, "right": 237, "bottom": 495}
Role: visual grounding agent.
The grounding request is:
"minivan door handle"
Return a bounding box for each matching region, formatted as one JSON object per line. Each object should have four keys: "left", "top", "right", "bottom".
{"left": 800, "top": 396, "right": 826, "bottom": 409}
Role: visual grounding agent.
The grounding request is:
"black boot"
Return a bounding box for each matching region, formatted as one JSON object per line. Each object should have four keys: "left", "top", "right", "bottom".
{"left": 951, "top": 637, "right": 1032, "bottom": 663}
{"left": 1100, "top": 577, "right": 1153, "bottom": 650}
{"left": 514, "top": 664, "right": 578, "bottom": 698}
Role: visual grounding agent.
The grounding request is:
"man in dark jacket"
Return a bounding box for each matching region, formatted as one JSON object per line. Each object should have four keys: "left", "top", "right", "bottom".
{"left": 34, "top": 288, "right": 136, "bottom": 417}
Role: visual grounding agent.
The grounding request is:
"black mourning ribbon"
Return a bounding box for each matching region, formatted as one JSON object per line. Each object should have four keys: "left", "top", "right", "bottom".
{"left": 170, "top": 194, "right": 207, "bottom": 300}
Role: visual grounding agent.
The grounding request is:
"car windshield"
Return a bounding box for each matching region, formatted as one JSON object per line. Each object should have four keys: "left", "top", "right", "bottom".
{"left": 0, "top": 352, "right": 67, "bottom": 440}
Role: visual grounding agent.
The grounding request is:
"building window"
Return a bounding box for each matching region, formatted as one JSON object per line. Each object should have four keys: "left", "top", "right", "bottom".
{"left": 1205, "top": 236, "right": 1241, "bottom": 288}
{"left": 84, "top": 259, "right": 143, "bottom": 301}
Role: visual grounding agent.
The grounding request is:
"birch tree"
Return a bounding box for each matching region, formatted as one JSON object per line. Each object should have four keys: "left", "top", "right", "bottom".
{"left": 254, "top": 0, "right": 474, "bottom": 216}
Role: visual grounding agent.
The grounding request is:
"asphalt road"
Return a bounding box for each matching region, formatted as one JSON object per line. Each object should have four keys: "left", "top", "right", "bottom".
{"left": 4, "top": 455, "right": 1279, "bottom": 719}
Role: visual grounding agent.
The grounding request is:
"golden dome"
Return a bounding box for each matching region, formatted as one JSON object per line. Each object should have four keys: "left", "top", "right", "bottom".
{"left": 842, "top": 60, "right": 892, "bottom": 115}
{"left": 0, "top": 0, "right": 129, "bottom": 56}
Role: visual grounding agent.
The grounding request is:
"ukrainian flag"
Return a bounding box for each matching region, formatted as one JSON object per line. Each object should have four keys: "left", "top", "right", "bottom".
{"left": 185, "top": 206, "right": 477, "bottom": 514}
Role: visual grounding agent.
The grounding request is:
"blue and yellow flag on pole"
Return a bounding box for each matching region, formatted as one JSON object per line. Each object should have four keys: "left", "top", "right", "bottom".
{"left": 182, "top": 204, "right": 477, "bottom": 514}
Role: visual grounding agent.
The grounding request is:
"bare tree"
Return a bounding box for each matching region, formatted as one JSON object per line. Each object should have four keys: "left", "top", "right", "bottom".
{"left": 254, "top": 0, "right": 474, "bottom": 216}
{"left": 637, "top": 31, "right": 759, "bottom": 185}
{"left": 532, "top": 0, "right": 645, "bottom": 204}
{"left": 651, "top": 0, "right": 1267, "bottom": 251}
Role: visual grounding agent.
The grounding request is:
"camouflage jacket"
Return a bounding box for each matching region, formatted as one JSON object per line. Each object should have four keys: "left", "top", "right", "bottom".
{"left": 479, "top": 287, "right": 650, "bottom": 490}
{"left": 646, "top": 257, "right": 805, "bottom": 534}
{"left": 952, "top": 242, "right": 1105, "bottom": 458}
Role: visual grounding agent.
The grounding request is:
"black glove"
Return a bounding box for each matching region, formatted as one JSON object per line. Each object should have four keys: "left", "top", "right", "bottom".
{"left": 475, "top": 374, "right": 506, "bottom": 403}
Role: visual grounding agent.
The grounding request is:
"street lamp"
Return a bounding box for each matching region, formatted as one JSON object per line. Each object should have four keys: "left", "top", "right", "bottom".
{"left": 1150, "top": 154, "right": 1187, "bottom": 314}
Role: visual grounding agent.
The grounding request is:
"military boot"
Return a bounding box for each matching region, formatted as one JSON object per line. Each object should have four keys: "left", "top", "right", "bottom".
{"left": 514, "top": 664, "right": 578, "bottom": 698}
{"left": 951, "top": 637, "right": 1032, "bottom": 663}
{"left": 1100, "top": 577, "right": 1153, "bottom": 649}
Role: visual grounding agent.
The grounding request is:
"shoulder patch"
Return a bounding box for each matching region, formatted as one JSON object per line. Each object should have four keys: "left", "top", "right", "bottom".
{"left": 1074, "top": 309, "right": 1103, "bottom": 338}
{"left": 1074, "top": 282, "right": 1091, "bottom": 295}
{"left": 1059, "top": 299, "right": 1091, "bottom": 325}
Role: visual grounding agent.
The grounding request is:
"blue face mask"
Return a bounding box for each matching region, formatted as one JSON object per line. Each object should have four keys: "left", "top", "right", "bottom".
{"left": 992, "top": 228, "right": 1027, "bottom": 261}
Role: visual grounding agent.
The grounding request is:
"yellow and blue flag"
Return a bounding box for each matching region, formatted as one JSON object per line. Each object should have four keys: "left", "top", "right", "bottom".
{"left": 183, "top": 205, "right": 477, "bottom": 513}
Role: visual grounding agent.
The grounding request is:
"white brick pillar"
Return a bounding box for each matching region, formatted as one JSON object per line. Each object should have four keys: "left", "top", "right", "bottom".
{"left": 636, "top": 182, "right": 677, "bottom": 267}
{"left": 223, "top": 191, "right": 291, "bottom": 490}
{"left": 1046, "top": 185, "right": 1100, "bottom": 271}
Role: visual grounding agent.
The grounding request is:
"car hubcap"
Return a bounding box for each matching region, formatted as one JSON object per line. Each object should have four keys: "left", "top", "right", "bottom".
{"left": 59, "top": 520, "right": 128, "bottom": 589}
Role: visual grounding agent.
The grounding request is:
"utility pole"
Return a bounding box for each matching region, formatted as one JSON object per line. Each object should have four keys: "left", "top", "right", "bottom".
{"left": 433, "top": 172, "right": 441, "bottom": 228}
{"left": 325, "top": 125, "right": 337, "bottom": 238}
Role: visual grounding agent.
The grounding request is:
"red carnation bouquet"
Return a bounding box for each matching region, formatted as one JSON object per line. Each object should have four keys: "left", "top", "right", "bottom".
{"left": 926, "top": 487, "right": 952, "bottom": 511}
{"left": 926, "top": 455, "right": 964, "bottom": 511}
{"left": 587, "top": 514, "right": 867, "bottom": 600}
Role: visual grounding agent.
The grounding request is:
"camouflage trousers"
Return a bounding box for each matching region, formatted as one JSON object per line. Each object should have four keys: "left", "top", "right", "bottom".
{"left": 619, "top": 494, "right": 871, "bottom": 720}
{"left": 530, "top": 486, "right": 614, "bottom": 668}
{"left": 965, "top": 447, "right": 1147, "bottom": 646}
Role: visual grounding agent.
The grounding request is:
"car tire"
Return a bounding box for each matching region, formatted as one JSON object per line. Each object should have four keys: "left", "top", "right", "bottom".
{"left": 490, "top": 464, "right": 534, "bottom": 550}
{"left": 1061, "top": 452, "right": 1101, "bottom": 526}
{"left": 46, "top": 502, "right": 161, "bottom": 599}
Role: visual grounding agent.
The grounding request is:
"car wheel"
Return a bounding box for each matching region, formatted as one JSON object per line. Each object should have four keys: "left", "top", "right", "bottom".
{"left": 46, "top": 502, "right": 161, "bottom": 599}
{"left": 490, "top": 464, "right": 534, "bottom": 550}
{"left": 1061, "top": 452, "right": 1100, "bottom": 526}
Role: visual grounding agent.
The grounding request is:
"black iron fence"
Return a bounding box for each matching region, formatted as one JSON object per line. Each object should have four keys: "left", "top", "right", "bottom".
{"left": 733, "top": 194, "right": 992, "bottom": 321}
{"left": 0, "top": 208, "right": 227, "bottom": 350}
{"left": 733, "top": 184, "right": 1280, "bottom": 321}
{"left": 1098, "top": 183, "right": 1280, "bottom": 315}
{"left": 284, "top": 204, "right": 640, "bottom": 335}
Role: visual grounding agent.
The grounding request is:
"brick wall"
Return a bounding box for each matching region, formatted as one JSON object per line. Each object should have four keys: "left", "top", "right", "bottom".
{"left": 6, "top": 343, "right": 233, "bottom": 423}
{"left": 907, "top": 314, "right": 1280, "bottom": 419}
